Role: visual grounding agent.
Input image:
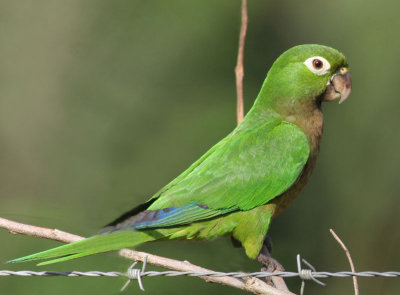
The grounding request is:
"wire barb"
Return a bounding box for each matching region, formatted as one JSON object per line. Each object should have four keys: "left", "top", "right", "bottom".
{"left": 297, "top": 254, "right": 326, "bottom": 295}
{"left": 121, "top": 256, "right": 148, "bottom": 292}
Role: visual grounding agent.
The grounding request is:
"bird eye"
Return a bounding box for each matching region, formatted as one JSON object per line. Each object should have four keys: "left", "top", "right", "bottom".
{"left": 312, "top": 59, "right": 323, "bottom": 69}
{"left": 304, "top": 56, "right": 331, "bottom": 76}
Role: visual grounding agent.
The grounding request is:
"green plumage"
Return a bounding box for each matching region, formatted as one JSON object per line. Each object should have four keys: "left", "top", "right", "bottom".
{"left": 9, "top": 44, "right": 350, "bottom": 265}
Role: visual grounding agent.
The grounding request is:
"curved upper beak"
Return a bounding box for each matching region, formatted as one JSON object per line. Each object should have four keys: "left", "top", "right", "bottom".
{"left": 322, "top": 67, "right": 352, "bottom": 104}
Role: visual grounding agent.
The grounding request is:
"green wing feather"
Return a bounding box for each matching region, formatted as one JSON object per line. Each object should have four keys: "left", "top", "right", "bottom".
{"left": 144, "top": 118, "right": 309, "bottom": 223}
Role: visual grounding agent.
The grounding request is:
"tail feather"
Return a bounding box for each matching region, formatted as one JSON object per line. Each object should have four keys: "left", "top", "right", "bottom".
{"left": 37, "top": 253, "right": 92, "bottom": 266}
{"left": 8, "top": 230, "right": 167, "bottom": 265}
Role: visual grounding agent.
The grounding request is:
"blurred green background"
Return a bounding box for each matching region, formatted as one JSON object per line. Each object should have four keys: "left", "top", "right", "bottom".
{"left": 0, "top": 1, "right": 399, "bottom": 294}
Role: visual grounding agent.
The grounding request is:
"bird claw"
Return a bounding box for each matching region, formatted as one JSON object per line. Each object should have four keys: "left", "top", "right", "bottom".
{"left": 258, "top": 255, "right": 285, "bottom": 273}
{"left": 257, "top": 254, "right": 286, "bottom": 287}
{"left": 257, "top": 236, "right": 285, "bottom": 286}
{"left": 230, "top": 236, "right": 242, "bottom": 248}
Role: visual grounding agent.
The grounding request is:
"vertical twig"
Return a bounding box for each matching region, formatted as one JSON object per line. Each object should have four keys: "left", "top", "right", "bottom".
{"left": 235, "top": 0, "right": 248, "bottom": 124}
{"left": 235, "top": 3, "right": 289, "bottom": 291}
{"left": 330, "top": 229, "right": 359, "bottom": 295}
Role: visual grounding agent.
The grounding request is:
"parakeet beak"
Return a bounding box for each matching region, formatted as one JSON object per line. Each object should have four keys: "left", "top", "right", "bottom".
{"left": 323, "top": 67, "right": 352, "bottom": 104}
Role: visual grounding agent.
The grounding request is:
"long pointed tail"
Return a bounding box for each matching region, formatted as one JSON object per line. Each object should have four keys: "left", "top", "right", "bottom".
{"left": 8, "top": 230, "right": 165, "bottom": 265}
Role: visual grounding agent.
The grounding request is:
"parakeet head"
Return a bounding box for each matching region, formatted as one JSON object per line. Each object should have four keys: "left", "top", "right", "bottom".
{"left": 256, "top": 44, "right": 352, "bottom": 116}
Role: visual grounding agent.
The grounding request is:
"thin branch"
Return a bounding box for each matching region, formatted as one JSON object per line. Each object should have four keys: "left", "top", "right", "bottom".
{"left": 120, "top": 249, "right": 294, "bottom": 295}
{"left": 0, "top": 217, "right": 295, "bottom": 295}
{"left": 235, "top": 0, "right": 248, "bottom": 124}
{"left": 0, "top": 217, "right": 82, "bottom": 243}
{"left": 330, "top": 228, "right": 359, "bottom": 295}
{"left": 271, "top": 275, "right": 290, "bottom": 292}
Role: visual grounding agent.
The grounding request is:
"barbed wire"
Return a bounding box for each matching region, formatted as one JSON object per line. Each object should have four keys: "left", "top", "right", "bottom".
{"left": 1, "top": 255, "right": 398, "bottom": 293}
{"left": 1, "top": 269, "right": 398, "bottom": 279}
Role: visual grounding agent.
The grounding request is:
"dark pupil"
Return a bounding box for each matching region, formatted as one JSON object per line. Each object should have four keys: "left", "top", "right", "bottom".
{"left": 313, "top": 59, "right": 322, "bottom": 68}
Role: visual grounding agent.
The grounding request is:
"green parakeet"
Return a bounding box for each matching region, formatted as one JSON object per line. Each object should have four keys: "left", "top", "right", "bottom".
{"left": 9, "top": 44, "right": 352, "bottom": 265}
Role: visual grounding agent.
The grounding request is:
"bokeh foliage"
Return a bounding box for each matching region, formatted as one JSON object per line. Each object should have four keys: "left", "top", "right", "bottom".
{"left": 0, "top": 1, "right": 398, "bottom": 294}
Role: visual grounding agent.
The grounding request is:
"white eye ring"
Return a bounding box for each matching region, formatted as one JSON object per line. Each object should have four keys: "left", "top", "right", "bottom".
{"left": 303, "top": 56, "right": 331, "bottom": 76}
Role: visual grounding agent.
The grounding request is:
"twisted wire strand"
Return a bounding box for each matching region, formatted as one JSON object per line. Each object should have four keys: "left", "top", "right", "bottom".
{"left": 0, "top": 270, "right": 398, "bottom": 278}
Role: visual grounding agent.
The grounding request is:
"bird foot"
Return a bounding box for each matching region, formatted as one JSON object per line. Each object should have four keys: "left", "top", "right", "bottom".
{"left": 257, "top": 236, "right": 285, "bottom": 287}
{"left": 231, "top": 235, "right": 285, "bottom": 286}
{"left": 257, "top": 254, "right": 285, "bottom": 273}
{"left": 230, "top": 236, "right": 242, "bottom": 248}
